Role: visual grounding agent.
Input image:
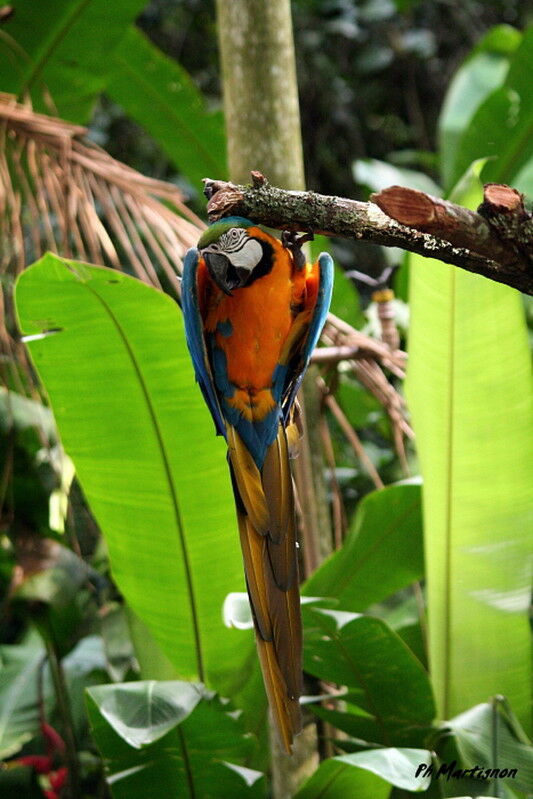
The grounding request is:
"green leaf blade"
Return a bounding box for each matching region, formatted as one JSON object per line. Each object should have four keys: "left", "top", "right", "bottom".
{"left": 0, "top": 636, "right": 45, "bottom": 759}
{"left": 303, "top": 609, "right": 436, "bottom": 731}
{"left": 406, "top": 168, "right": 533, "bottom": 736}
{"left": 107, "top": 26, "right": 227, "bottom": 190}
{"left": 0, "top": 0, "right": 147, "bottom": 121}
{"left": 449, "top": 26, "right": 533, "bottom": 189}
{"left": 15, "top": 255, "right": 249, "bottom": 693}
{"left": 86, "top": 682, "right": 264, "bottom": 799}
{"left": 88, "top": 681, "right": 206, "bottom": 749}
{"left": 294, "top": 747, "right": 432, "bottom": 798}
{"left": 303, "top": 482, "right": 424, "bottom": 610}
{"left": 438, "top": 24, "right": 521, "bottom": 190}
{"left": 446, "top": 702, "right": 533, "bottom": 794}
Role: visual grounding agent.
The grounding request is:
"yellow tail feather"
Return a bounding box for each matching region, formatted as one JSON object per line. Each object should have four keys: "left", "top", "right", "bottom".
{"left": 232, "top": 423, "right": 303, "bottom": 754}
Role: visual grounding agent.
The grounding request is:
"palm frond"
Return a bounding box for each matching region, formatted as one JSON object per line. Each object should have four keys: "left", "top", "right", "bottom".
{"left": 0, "top": 93, "right": 205, "bottom": 392}
{"left": 319, "top": 314, "right": 412, "bottom": 473}
{"left": 0, "top": 93, "right": 204, "bottom": 286}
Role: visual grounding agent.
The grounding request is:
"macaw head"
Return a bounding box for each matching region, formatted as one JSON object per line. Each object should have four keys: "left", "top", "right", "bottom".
{"left": 197, "top": 217, "right": 275, "bottom": 295}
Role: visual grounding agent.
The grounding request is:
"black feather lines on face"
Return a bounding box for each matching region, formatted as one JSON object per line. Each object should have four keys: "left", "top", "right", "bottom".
{"left": 242, "top": 237, "right": 274, "bottom": 287}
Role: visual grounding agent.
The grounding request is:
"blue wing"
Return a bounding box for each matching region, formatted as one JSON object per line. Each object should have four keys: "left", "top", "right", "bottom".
{"left": 281, "top": 252, "right": 334, "bottom": 421}
{"left": 181, "top": 248, "right": 226, "bottom": 437}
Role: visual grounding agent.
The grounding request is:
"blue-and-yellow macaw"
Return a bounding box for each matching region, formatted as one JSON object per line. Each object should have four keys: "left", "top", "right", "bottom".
{"left": 182, "top": 217, "right": 333, "bottom": 753}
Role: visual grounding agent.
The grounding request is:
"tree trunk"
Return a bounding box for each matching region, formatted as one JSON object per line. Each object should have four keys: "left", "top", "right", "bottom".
{"left": 216, "top": 0, "right": 305, "bottom": 190}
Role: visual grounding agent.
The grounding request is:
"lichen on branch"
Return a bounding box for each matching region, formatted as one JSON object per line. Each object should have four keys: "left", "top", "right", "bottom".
{"left": 203, "top": 175, "right": 533, "bottom": 295}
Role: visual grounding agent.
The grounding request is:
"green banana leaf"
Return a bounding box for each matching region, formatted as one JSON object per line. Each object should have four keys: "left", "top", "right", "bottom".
{"left": 107, "top": 26, "right": 227, "bottom": 190}
{"left": 86, "top": 681, "right": 264, "bottom": 798}
{"left": 0, "top": 0, "right": 146, "bottom": 121}
{"left": 15, "top": 255, "right": 253, "bottom": 696}
{"left": 405, "top": 165, "right": 533, "bottom": 732}
{"left": 303, "top": 482, "right": 423, "bottom": 610}
{"left": 0, "top": 3, "right": 227, "bottom": 189}
{"left": 303, "top": 607, "right": 435, "bottom": 737}
{"left": 438, "top": 24, "right": 521, "bottom": 190}
{"left": 450, "top": 26, "right": 533, "bottom": 189}
{"left": 294, "top": 747, "right": 432, "bottom": 798}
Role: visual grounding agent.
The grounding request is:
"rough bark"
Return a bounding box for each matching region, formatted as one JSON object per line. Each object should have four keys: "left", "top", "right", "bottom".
{"left": 203, "top": 177, "right": 533, "bottom": 294}
{"left": 215, "top": 0, "right": 304, "bottom": 189}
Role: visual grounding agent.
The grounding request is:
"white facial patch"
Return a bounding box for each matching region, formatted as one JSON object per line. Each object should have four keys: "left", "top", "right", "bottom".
{"left": 226, "top": 237, "right": 263, "bottom": 270}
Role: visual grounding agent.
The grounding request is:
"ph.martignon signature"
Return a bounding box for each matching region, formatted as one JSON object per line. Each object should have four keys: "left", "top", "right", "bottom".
{"left": 416, "top": 761, "right": 518, "bottom": 781}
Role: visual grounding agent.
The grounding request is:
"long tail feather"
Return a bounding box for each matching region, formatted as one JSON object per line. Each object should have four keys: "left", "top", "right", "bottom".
{"left": 256, "top": 633, "right": 302, "bottom": 753}
{"left": 227, "top": 425, "right": 270, "bottom": 533}
{"left": 237, "top": 509, "right": 302, "bottom": 753}
{"left": 231, "top": 423, "right": 303, "bottom": 753}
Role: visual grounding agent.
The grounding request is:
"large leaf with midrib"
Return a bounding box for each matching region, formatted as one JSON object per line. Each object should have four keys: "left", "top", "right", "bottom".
{"left": 406, "top": 167, "right": 533, "bottom": 732}
{"left": 15, "top": 254, "right": 251, "bottom": 696}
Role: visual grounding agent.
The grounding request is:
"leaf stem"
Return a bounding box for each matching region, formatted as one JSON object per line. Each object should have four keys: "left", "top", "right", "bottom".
{"left": 44, "top": 637, "right": 82, "bottom": 799}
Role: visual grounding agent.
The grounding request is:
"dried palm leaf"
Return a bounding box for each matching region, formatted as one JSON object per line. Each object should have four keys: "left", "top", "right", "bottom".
{"left": 317, "top": 313, "right": 412, "bottom": 477}
{"left": 0, "top": 93, "right": 205, "bottom": 393}
{"left": 0, "top": 92, "right": 204, "bottom": 284}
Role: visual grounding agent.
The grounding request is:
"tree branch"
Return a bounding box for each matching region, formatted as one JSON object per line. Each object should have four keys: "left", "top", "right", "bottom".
{"left": 203, "top": 176, "right": 533, "bottom": 295}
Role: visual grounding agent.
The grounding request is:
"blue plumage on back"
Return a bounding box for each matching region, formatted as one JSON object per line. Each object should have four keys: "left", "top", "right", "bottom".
{"left": 181, "top": 248, "right": 226, "bottom": 437}
{"left": 181, "top": 246, "right": 334, "bottom": 452}
{"left": 282, "top": 252, "right": 334, "bottom": 421}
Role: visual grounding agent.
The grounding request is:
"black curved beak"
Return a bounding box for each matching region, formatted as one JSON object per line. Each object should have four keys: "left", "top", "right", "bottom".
{"left": 203, "top": 252, "right": 242, "bottom": 295}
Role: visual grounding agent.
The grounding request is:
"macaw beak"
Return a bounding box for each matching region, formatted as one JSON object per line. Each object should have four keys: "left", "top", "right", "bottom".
{"left": 203, "top": 251, "right": 245, "bottom": 295}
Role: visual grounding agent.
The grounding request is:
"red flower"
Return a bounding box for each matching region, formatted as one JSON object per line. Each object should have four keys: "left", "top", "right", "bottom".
{"left": 15, "top": 754, "right": 52, "bottom": 774}
{"left": 50, "top": 767, "right": 68, "bottom": 791}
{"left": 9, "top": 752, "right": 68, "bottom": 797}
{"left": 41, "top": 723, "right": 66, "bottom": 756}
{"left": 7, "top": 722, "right": 68, "bottom": 797}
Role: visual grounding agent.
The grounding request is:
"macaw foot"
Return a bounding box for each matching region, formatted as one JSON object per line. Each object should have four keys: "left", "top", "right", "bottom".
{"left": 281, "top": 230, "right": 314, "bottom": 270}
